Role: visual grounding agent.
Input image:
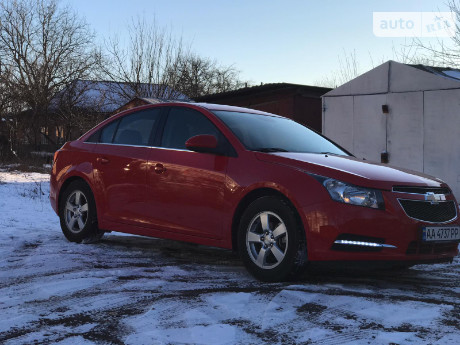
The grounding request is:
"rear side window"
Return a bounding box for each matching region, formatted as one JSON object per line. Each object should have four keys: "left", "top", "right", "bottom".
{"left": 100, "top": 120, "right": 119, "bottom": 143}
{"left": 161, "top": 107, "right": 221, "bottom": 150}
{"left": 92, "top": 108, "right": 162, "bottom": 146}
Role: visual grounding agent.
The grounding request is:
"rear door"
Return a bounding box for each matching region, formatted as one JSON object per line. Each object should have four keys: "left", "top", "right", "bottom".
{"left": 91, "top": 107, "right": 164, "bottom": 226}
{"left": 145, "top": 106, "right": 231, "bottom": 239}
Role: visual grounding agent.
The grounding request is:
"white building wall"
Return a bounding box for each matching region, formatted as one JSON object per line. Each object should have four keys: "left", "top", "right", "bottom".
{"left": 325, "top": 62, "right": 390, "bottom": 96}
{"left": 322, "top": 61, "right": 460, "bottom": 199}
{"left": 323, "top": 96, "right": 354, "bottom": 153}
{"left": 386, "top": 92, "right": 424, "bottom": 172}
{"left": 323, "top": 61, "right": 460, "bottom": 200}
{"left": 352, "top": 95, "right": 387, "bottom": 163}
{"left": 323, "top": 90, "right": 460, "bottom": 199}
{"left": 390, "top": 62, "right": 460, "bottom": 92}
{"left": 423, "top": 89, "right": 460, "bottom": 199}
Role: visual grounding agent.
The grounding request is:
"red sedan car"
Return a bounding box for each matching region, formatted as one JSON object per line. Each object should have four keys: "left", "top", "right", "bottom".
{"left": 50, "top": 102, "right": 460, "bottom": 281}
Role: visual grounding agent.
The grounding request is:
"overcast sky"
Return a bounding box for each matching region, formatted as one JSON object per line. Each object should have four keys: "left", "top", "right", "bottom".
{"left": 65, "top": 0, "right": 452, "bottom": 86}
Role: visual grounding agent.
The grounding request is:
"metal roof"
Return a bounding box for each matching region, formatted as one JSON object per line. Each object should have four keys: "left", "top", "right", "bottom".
{"left": 194, "top": 83, "right": 332, "bottom": 102}
{"left": 407, "top": 64, "right": 460, "bottom": 82}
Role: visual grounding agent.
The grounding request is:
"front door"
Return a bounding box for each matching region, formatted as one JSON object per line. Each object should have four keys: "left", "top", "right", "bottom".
{"left": 146, "top": 106, "right": 230, "bottom": 239}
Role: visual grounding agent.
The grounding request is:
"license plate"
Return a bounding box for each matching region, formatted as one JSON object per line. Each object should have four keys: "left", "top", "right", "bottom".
{"left": 422, "top": 226, "right": 460, "bottom": 242}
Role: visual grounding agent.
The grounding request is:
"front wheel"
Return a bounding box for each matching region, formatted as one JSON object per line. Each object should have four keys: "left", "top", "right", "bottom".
{"left": 238, "top": 196, "right": 307, "bottom": 282}
{"left": 59, "top": 180, "right": 104, "bottom": 243}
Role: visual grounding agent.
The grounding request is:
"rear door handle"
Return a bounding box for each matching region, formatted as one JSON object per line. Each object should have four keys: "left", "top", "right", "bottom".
{"left": 97, "top": 157, "right": 110, "bottom": 164}
{"left": 154, "top": 163, "right": 166, "bottom": 174}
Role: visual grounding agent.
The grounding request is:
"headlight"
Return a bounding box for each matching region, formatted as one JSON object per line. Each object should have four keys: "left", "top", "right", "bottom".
{"left": 323, "top": 178, "right": 385, "bottom": 209}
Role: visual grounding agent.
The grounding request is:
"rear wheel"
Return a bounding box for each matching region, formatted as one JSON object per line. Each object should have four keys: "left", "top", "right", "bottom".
{"left": 238, "top": 196, "right": 307, "bottom": 282}
{"left": 59, "top": 180, "right": 103, "bottom": 243}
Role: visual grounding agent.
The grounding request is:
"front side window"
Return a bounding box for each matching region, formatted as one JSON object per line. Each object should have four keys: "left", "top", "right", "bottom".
{"left": 161, "top": 107, "right": 221, "bottom": 150}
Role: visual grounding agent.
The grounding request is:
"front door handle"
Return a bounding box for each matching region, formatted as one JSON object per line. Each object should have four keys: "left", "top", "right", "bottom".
{"left": 154, "top": 163, "right": 166, "bottom": 174}
{"left": 97, "top": 157, "right": 110, "bottom": 164}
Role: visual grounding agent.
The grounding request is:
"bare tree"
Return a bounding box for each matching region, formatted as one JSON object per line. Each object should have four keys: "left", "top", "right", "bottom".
{"left": 1, "top": 55, "right": 23, "bottom": 158}
{"left": 0, "top": 63, "right": 12, "bottom": 113}
{"left": 99, "top": 17, "right": 185, "bottom": 102}
{"left": 169, "top": 53, "right": 245, "bottom": 99}
{"left": 0, "top": 0, "right": 98, "bottom": 149}
{"left": 316, "top": 43, "right": 443, "bottom": 89}
{"left": 50, "top": 80, "right": 110, "bottom": 143}
{"left": 315, "top": 50, "right": 361, "bottom": 88}
{"left": 402, "top": 1, "right": 460, "bottom": 67}
{"left": 390, "top": 39, "right": 447, "bottom": 66}
{"left": 101, "top": 17, "right": 246, "bottom": 101}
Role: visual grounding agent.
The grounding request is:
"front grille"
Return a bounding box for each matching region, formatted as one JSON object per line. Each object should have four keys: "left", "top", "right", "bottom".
{"left": 406, "top": 241, "right": 459, "bottom": 255}
{"left": 398, "top": 199, "right": 457, "bottom": 223}
{"left": 393, "top": 186, "right": 451, "bottom": 195}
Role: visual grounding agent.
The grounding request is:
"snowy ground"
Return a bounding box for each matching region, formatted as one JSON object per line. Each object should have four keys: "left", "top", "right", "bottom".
{"left": 0, "top": 171, "right": 459, "bottom": 345}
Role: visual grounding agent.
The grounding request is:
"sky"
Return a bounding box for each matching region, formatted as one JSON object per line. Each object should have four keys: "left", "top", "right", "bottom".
{"left": 65, "top": 0, "right": 452, "bottom": 86}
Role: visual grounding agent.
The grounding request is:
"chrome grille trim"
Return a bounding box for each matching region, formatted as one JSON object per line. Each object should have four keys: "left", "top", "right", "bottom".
{"left": 392, "top": 186, "right": 451, "bottom": 195}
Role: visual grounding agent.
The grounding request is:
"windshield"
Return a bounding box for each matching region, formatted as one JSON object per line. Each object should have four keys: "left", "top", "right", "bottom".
{"left": 213, "top": 111, "right": 349, "bottom": 156}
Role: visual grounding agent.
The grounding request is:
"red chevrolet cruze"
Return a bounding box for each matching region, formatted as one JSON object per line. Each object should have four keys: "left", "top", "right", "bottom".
{"left": 50, "top": 102, "right": 460, "bottom": 281}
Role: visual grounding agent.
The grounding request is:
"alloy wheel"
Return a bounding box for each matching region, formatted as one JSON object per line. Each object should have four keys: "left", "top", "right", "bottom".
{"left": 246, "top": 211, "right": 288, "bottom": 269}
{"left": 64, "top": 190, "right": 89, "bottom": 233}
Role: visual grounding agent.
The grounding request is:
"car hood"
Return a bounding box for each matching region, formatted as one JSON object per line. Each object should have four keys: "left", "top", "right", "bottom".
{"left": 256, "top": 152, "right": 445, "bottom": 190}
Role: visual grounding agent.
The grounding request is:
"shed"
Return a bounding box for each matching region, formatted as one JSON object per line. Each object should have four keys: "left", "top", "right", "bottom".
{"left": 322, "top": 60, "right": 460, "bottom": 198}
{"left": 195, "top": 83, "right": 331, "bottom": 132}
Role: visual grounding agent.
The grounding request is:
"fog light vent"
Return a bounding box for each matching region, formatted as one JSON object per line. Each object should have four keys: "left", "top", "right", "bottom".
{"left": 332, "top": 234, "right": 396, "bottom": 252}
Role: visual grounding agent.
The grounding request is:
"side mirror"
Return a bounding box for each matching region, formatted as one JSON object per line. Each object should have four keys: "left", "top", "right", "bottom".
{"left": 185, "top": 134, "right": 218, "bottom": 154}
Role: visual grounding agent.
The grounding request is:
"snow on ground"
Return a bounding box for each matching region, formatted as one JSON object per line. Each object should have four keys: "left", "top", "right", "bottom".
{"left": 0, "top": 170, "right": 459, "bottom": 344}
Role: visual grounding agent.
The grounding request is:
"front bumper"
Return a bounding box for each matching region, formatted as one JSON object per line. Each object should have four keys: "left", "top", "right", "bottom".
{"left": 303, "top": 189, "right": 460, "bottom": 262}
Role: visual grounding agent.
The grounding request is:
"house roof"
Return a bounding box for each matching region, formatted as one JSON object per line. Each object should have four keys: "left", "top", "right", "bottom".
{"left": 194, "top": 83, "right": 331, "bottom": 102}
{"left": 324, "top": 60, "right": 460, "bottom": 97}
{"left": 137, "top": 97, "right": 165, "bottom": 104}
{"left": 112, "top": 96, "right": 194, "bottom": 114}
{"left": 50, "top": 80, "right": 190, "bottom": 113}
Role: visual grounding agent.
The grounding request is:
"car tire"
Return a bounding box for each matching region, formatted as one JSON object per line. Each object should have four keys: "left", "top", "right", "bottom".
{"left": 59, "top": 180, "right": 104, "bottom": 243}
{"left": 238, "top": 196, "right": 307, "bottom": 282}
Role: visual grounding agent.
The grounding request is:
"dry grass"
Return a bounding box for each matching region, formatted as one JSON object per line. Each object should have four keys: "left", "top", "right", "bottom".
{"left": 0, "top": 157, "right": 52, "bottom": 174}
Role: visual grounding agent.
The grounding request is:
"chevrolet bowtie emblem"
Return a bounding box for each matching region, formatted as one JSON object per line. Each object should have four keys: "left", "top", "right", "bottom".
{"left": 425, "top": 192, "right": 446, "bottom": 204}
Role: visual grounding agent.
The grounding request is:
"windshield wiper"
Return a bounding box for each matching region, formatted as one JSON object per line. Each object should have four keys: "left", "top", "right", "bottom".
{"left": 252, "top": 147, "right": 289, "bottom": 153}
{"left": 320, "top": 152, "right": 342, "bottom": 155}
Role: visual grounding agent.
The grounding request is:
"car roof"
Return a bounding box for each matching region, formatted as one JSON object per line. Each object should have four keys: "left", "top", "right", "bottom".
{"left": 162, "top": 101, "right": 284, "bottom": 118}
{"left": 79, "top": 101, "right": 285, "bottom": 143}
